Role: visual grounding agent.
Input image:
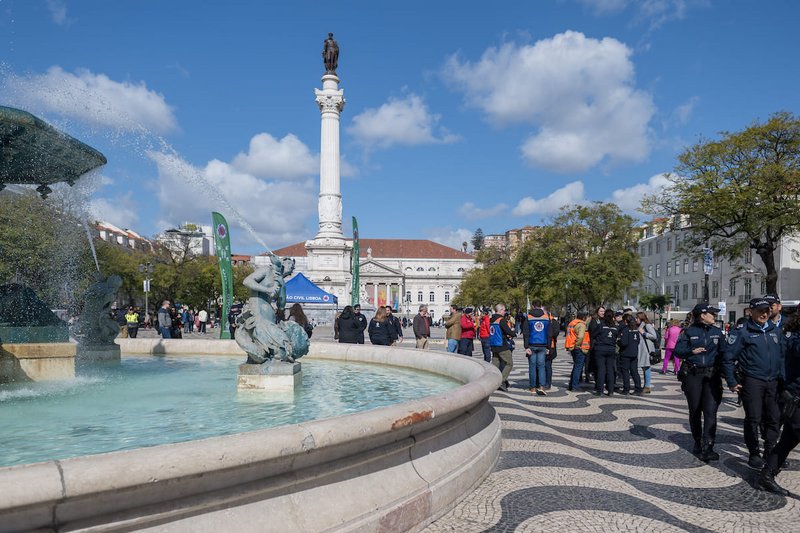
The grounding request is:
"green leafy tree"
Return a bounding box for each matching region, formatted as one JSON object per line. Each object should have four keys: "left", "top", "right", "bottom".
{"left": 644, "top": 111, "right": 800, "bottom": 294}
{"left": 639, "top": 292, "right": 673, "bottom": 325}
{"left": 0, "top": 192, "right": 94, "bottom": 309}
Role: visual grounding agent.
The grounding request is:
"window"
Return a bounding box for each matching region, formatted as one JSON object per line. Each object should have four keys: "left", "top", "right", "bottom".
{"left": 656, "top": 240, "right": 661, "bottom": 253}
{"left": 640, "top": 246, "right": 645, "bottom": 256}
{"left": 428, "top": 267, "right": 436, "bottom": 272}
{"left": 761, "top": 279, "right": 767, "bottom": 294}
{"left": 665, "top": 286, "right": 671, "bottom": 297}
{"left": 675, "top": 235, "right": 679, "bottom": 249}
{"left": 744, "top": 249, "right": 753, "bottom": 264}
{"left": 712, "top": 280, "right": 719, "bottom": 299}
{"left": 417, "top": 291, "right": 423, "bottom": 302}
{"left": 429, "top": 291, "right": 435, "bottom": 302}
{"left": 683, "top": 259, "right": 689, "bottom": 274}
{"left": 683, "top": 284, "right": 689, "bottom": 300}
{"left": 675, "top": 260, "right": 680, "bottom": 274}
{"left": 444, "top": 291, "right": 450, "bottom": 302}
{"left": 648, "top": 242, "right": 653, "bottom": 255}
{"left": 647, "top": 265, "right": 653, "bottom": 279}
{"left": 405, "top": 291, "right": 411, "bottom": 302}
{"left": 655, "top": 264, "right": 661, "bottom": 278}
{"left": 405, "top": 267, "right": 412, "bottom": 272}
{"left": 692, "top": 258, "right": 699, "bottom": 272}
{"left": 667, "top": 238, "right": 672, "bottom": 252}
{"left": 674, "top": 285, "right": 680, "bottom": 303}
{"left": 416, "top": 267, "right": 424, "bottom": 272}
{"left": 457, "top": 267, "right": 465, "bottom": 272}
{"left": 744, "top": 278, "right": 752, "bottom": 297}
{"left": 691, "top": 283, "right": 698, "bottom": 299}
{"left": 667, "top": 262, "right": 672, "bottom": 276}
{"left": 729, "top": 278, "right": 737, "bottom": 296}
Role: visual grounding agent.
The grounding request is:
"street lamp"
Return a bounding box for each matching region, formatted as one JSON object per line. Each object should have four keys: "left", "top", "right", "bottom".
{"left": 138, "top": 262, "right": 154, "bottom": 325}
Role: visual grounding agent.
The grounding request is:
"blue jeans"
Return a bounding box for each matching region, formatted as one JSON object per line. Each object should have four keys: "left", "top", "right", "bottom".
{"left": 528, "top": 347, "right": 547, "bottom": 388}
{"left": 643, "top": 366, "right": 652, "bottom": 388}
{"left": 447, "top": 339, "right": 459, "bottom": 352}
{"left": 480, "top": 338, "right": 492, "bottom": 363}
{"left": 545, "top": 358, "right": 553, "bottom": 388}
{"left": 570, "top": 349, "right": 586, "bottom": 390}
{"left": 160, "top": 326, "right": 172, "bottom": 339}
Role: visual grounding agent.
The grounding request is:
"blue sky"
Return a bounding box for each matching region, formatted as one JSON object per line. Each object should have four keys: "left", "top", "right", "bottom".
{"left": 2, "top": 0, "right": 798, "bottom": 254}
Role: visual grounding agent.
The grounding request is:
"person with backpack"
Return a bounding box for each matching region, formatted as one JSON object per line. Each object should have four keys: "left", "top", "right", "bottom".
{"left": 593, "top": 311, "right": 620, "bottom": 396}
{"left": 636, "top": 312, "right": 658, "bottom": 394}
{"left": 490, "top": 304, "right": 515, "bottom": 392}
{"left": 522, "top": 300, "right": 551, "bottom": 396}
{"left": 619, "top": 315, "right": 643, "bottom": 396}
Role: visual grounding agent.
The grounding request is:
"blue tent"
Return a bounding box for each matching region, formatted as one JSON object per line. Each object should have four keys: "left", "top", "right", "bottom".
{"left": 285, "top": 273, "right": 338, "bottom": 305}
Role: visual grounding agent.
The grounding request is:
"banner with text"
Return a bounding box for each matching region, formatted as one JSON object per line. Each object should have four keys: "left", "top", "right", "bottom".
{"left": 212, "top": 212, "right": 234, "bottom": 339}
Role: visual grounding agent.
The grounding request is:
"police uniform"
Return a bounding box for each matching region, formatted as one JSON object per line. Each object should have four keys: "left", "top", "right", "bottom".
{"left": 125, "top": 309, "right": 139, "bottom": 339}
{"left": 722, "top": 298, "right": 785, "bottom": 468}
{"left": 759, "top": 327, "right": 800, "bottom": 494}
{"left": 673, "top": 303, "right": 724, "bottom": 461}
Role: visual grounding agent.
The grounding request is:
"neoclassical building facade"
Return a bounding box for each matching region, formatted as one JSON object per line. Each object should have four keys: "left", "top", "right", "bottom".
{"left": 267, "top": 238, "right": 475, "bottom": 323}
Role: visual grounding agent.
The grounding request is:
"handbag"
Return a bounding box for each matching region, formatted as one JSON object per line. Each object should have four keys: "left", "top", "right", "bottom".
{"left": 649, "top": 349, "right": 662, "bottom": 365}
{"left": 546, "top": 345, "right": 558, "bottom": 361}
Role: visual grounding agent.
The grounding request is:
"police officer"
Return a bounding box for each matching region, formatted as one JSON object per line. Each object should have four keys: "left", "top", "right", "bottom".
{"left": 722, "top": 297, "right": 785, "bottom": 469}
{"left": 764, "top": 293, "right": 783, "bottom": 332}
{"left": 758, "top": 311, "right": 800, "bottom": 494}
{"left": 673, "top": 303, "right": 724, "bottom": 461}
{"left": 125, "top": 306, "right": 139, "bottom": 339}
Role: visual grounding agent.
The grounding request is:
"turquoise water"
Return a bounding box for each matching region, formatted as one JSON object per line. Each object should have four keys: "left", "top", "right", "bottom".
{"left": 0, "top": 356, "right": 460, "bottom": 468}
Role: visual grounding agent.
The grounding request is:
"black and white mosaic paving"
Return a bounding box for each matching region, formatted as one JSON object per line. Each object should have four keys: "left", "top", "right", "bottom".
{"left": 425, "top": 347, "right": 800, "bottom": 533}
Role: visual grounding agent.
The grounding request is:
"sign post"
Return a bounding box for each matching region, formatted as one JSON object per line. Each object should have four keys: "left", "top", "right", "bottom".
{"left": 211, "top": 212, "right": 234, "bottom": 339}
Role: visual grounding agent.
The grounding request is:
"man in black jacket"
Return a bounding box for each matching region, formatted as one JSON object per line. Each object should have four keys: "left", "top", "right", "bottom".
{"left": 722, "top": 298, "right": 785, "bottom": 469}
{"left": 353, "top": 304, "right": 367, "bottom": 344}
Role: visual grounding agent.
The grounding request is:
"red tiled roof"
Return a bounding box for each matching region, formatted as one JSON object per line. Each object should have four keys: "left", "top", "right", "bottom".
{"left": 231, "top": 254, "right": 251, "bottom": 261}
{"left": 270, "top": 239, "right": 473, "bottom": 260}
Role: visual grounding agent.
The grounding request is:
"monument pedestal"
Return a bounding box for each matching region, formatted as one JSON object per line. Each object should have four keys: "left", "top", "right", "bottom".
{"left": 0, "top": 342, "right": 76, "bottom": 382}
{"left": 237, "top": 361, "right": 301, "bottom": 391}
{"left": 78, "top": 344, "right": 121, "bottom": 363}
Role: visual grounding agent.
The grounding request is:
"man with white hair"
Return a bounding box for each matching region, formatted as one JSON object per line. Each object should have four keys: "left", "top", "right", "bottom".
{"left": 489, "top": 304, "right": 515, "bottom": 392}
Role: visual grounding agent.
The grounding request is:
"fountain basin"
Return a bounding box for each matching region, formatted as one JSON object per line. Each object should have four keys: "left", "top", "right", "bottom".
{"left": 0, "top": 341, "right": 76, "bottom": 382}
{"left": 0, "top": 340, "right": 502, "bottom": 532}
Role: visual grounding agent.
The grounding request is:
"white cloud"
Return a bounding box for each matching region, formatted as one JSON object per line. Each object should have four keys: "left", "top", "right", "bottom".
{"left": 425, "top": 227, "right": 473, "bottom": 252}
{"left": 444, "top": 31, "right": 655, "bottom": 173}
{"left": 458, "top": 202, "right": 508, "bottom": 219}
{"left": 348, "top": 94, "right": 459, "bottom": 149}
{"left": 46, "top": 0, "right": 69, "bottom": 25}
{"left": 90, "top": 192, "right": 140, "bottom": 229}
{"left": 577, "top": 0, "right": 695, "bottom": 28}
{"left": 608, "top": 173, "right": 671, "bottom": 213}
{"left": 4, "top": 66, "right": 178, "bottom": 134}
{"left": 231, "top": 133, "right": 318, "bottom": 180}
{"left": 512, "top": 181, "right": 586, "bottom": 216}
{"left": 149, "top": 149, "right": 316, "bottom": 251}
{"left": 674, "top": 96, "right": 699, "bottom": 125}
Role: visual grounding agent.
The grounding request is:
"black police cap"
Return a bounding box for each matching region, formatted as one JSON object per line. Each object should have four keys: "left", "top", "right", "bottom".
{"left": 749, "top": 298, "right": 771, "bottom": 310}
{"left": 692, "top": 303, "right": 720, "bottom": 314}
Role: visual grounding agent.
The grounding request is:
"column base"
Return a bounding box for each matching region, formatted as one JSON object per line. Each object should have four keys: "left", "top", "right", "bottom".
{"left": 237, "top": 361, "right": 302, "bottom": 391}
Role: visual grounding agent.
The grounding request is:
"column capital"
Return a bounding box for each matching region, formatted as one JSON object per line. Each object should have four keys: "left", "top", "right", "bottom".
{"left": 315, "top": 90, "right": 345, "bottom": 113}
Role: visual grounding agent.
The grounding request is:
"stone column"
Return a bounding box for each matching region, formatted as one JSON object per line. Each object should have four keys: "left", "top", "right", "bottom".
{"left": 314, "top": 74, "right": 345, "bottom": 239}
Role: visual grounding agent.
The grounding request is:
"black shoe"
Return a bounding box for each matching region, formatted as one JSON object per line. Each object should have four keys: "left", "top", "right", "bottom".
{"left": 749, "top": 453, "right": 765, "bottom": 469}
{"left": 692, "top": 441, "right": 702, "bottom": 455}
{"left": 504, "top": 380, "right": 510, "bottom": 389}
{"left": 756, "top": 468, "right": 789, "bottom": 496}
{"left": 702, "top": 444, "right": 719, "bottom": 462}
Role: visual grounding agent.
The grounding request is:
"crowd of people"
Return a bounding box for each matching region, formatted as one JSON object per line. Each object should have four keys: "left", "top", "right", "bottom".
{"left": 336, "top": 294, "right": 798, "bottom": 496}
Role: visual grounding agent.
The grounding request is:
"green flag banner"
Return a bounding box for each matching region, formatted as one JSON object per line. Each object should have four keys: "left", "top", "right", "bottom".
{"left": 351, "top": 216, "right": 360, "bottom": 306}
{"left": 211, "top": 212, "right": 234, "bottom": 339}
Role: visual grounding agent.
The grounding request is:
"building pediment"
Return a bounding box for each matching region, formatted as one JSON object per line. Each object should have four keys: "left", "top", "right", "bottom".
{"left": 359, "top": 260, "right": 401, "bottom": 277}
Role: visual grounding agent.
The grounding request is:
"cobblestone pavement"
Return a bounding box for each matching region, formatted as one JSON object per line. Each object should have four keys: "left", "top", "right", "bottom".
{"left": 425, "top": 348, "right": 800, "bottom": 533}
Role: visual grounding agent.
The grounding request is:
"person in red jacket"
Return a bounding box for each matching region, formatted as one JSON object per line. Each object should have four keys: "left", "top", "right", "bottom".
{"left": 478, "top": 307, "right": 492, "bottom": 362}
{"left": 458, "top": 307, "right": 477, "bottom": 356}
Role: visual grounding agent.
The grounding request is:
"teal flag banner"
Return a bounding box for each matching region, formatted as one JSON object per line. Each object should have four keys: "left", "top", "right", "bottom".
{"left": 211, "top": 212, "right": 234, "bottom": 339}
